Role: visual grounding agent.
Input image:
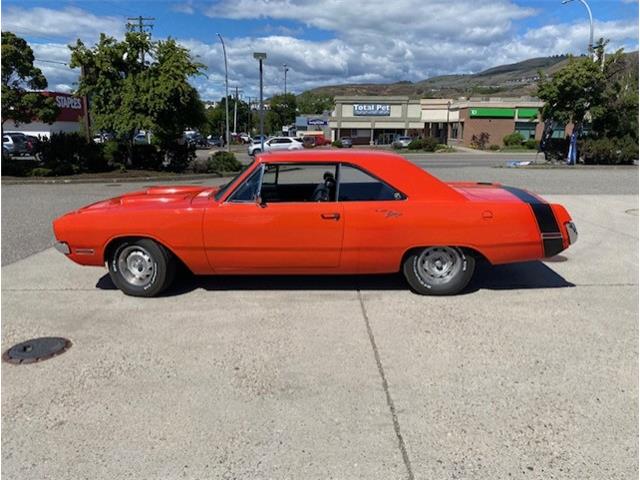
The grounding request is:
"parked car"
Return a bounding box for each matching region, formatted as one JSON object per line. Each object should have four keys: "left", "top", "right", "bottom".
{"left": 52, "top": 150, "right": 578, "bottom": 297}
{"left": 2, "top": 132, "right": 31, "bottom": 156}
{"left": 93, "top": 132, "right": 115, "bottom": 143}
{"left": 184, "top": 132, "right": 208, "bottom": 148}
{"left": 133, "top": 132, "right": 151, "bottom": 144}
{"left": 239, "top": 133, "right": 252, "bottom": 143}
{"left": 207, "top": 136, "right": 224, "bottom": 148}
{"left": 248, "top": 136, "right": 303, "bottom": 156}
{"left": 392, "top": 136, "right": 413, "bottom": 148}
{"left": 340, "top": 137, "right": 353, "bottom": 148}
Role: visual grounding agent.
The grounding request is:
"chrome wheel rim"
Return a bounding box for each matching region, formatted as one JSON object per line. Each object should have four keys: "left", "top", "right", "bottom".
{"left": 117, "top": 246, "right": 156, "bottom": 287}
{"left": 416, "top": 247, "right": 463, "bottom": 286}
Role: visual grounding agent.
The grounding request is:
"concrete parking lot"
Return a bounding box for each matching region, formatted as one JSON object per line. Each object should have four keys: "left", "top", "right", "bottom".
{"left": 2, "top": 155, "right": 638, "bottom": 479}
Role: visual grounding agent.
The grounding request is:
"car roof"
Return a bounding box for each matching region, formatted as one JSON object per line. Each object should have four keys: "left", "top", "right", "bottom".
{"left": 255, "top": 150, "right": 463, "bottom": 201}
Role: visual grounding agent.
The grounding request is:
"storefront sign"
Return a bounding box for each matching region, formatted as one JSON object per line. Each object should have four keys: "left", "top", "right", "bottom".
{"left": 41, "top": 92, "right": 86, "bottom": 122}
{"left": 353, "top": 104, "right": 390, "bottom": 116}
{"left": 307, "top": 118, "right": 328, "bottom": 126}
{"left": 469, "top": 108, "right": 515, "bottom": 118}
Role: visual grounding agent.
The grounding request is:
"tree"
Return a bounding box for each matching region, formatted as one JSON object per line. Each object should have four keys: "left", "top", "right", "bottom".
{"left": 202, "top": 96, "right": 251, "bottom": 138}
{"left": 69, "top": 32, "right": 206, "bottom": 151}
{"left": 1, "top": 32, "right": 59, "bottom": 129}
{"left": 537, "top": 54, "right": 605, "bottom": 127}
{"left": 296, "top": 92, "right": 334, "bottom": 114}
{"left": 268, "top": 93, "right": 296, "bottom": 129}
{"left": 537, "top": 39, "right": 638, "bottom": 163}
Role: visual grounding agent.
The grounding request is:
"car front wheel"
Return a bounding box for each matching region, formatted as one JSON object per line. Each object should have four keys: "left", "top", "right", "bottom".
{"left": 402, "top": 246, "right": 474, "bottom": 295}
{"left": 108, "top": 239, "right": 176, "bottom": 297}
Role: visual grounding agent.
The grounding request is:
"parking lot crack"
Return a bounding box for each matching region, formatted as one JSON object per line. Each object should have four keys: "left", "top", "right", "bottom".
{"left": 357, "top": 290, "right": 415, "bottom": 480}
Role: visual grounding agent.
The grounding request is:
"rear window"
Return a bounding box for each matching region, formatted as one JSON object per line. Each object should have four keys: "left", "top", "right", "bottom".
{"left": 338, "top": 164, "right": 404, "bottom": 202}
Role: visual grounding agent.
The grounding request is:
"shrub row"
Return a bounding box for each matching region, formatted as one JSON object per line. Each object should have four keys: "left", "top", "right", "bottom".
{"left": 192, "top": 151, "right": 243, "bottom": 174}
{"left": 2, "top": 133, "right": 198, "bottom": 177}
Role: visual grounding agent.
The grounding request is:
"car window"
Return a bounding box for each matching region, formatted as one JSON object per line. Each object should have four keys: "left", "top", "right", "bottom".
{"left": 227, "top": 166, "right": 262, "bottom": 202}
{"left": 2, "top": 136, "right": 9, "bottom": 143}
{"left": 260, "top": 163, "right": 338, "bottom": 203}
{"left": 338, "top": 164, "right": 404, "bottom": 202}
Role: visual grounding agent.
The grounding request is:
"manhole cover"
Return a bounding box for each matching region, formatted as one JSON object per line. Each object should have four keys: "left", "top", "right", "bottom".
{"left": 3, "top": 337, "right": 72, "bottom": 365}
{"left": 625, "top": 208, "right": 638, "bottom": 216}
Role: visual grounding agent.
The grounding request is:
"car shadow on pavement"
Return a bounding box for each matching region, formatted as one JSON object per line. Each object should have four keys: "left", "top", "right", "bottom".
{"left": 95, "top": 260, "right": 574, "bottom": 296}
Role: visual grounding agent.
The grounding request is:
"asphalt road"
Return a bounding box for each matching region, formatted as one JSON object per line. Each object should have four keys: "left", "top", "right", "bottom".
{"left": 1, "top": 152, "right": 637, "bottom": 266}
{"left": 2, "top": 193, "right": 637, "bottom": 479}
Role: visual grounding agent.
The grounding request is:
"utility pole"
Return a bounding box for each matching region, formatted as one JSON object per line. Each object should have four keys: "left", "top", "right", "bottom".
{"left": 253, "top": 53, "right": 267, "bottom": 152}
{"left": 233, "top": 86, "right": 243, "bottom": 134}
{"left": 80, "top": 64, "right": 91, "bottom": 142}
{"left": 283, "top": 64, "right": 289, "bottom": 95}
{"left": 217, "top": 33, "right": 230, "bottom": 152}
{"left": 126, "top": 16, "right": 155, "bottom": 64}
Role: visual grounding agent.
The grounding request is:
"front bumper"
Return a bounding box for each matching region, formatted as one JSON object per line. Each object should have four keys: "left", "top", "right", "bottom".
{"left": 566, "top": 221, "right": 578, "bottom": 245}
{"left": 54, "top": 241, "right": 70, "bottom": 255}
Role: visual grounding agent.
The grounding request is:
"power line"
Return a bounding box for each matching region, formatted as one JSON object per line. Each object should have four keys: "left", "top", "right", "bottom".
{"left": 34, "top": 58, "right": 69, "bottom": 66}
{"left": 126, "top": 16, "right": 155, "bottom": 64}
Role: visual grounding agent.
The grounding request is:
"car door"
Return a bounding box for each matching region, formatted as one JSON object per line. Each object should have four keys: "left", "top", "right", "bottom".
{"left": 338, "top": 163, "right": 410, "bottom": 273}
{"left": 203, "top": 162, "right": 344, "bottom": 273}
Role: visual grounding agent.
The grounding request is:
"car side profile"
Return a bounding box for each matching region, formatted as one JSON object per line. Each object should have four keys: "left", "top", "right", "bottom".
{"left": 248, "top": 136, "right": 303, "bottom": 155}
{"left": 53, "top": 151, "right": 577, "bottom": 297}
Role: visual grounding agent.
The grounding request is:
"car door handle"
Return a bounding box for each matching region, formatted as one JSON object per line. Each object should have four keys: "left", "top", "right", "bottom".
{"left": 321, "top": 212, "right": 341, "bottom": 220}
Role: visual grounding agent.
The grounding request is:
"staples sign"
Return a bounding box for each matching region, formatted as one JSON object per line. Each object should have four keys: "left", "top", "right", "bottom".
{"left": 55, "top": 95, "right": 82, "bottom": 110}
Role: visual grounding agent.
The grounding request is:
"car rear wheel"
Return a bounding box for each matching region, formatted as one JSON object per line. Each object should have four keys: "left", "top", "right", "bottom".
{"left": 108, "top": 239, "right": 176, "bottom": 297}
{"left": 402, "top": 246, "right": 474, "bottom": 295}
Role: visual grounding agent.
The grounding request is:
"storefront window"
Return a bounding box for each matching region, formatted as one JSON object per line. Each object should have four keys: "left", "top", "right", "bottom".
{"left": 515, "top": 121, "right": 537, "bottom": 140}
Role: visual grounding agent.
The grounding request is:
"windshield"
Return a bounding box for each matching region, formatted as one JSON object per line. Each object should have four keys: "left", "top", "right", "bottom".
{"left": 214, "top": 162, "right": 253, "bottom": 201}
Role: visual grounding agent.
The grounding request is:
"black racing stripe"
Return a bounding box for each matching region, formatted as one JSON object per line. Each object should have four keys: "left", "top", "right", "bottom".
{"left": 502, "top": 186, "right": 562, "bottom": 257}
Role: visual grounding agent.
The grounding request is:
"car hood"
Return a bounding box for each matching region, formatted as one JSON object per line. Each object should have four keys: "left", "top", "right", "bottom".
{"left": 73, "top": 185, "right": 216, "bottom": 212}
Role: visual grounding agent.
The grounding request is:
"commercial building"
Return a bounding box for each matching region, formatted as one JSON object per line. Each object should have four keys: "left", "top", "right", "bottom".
{"left": 329, "top": 96, "right": 424, "bottom": 145}
{"left": 329, "top": 95, "right": 565, "bottom": 147}
{"left": 4, "top": 92, "right": 86, "bottom": 138}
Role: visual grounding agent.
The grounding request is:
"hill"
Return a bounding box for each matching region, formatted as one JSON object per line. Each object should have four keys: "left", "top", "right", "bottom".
{"left": 304, "top": 52, "right": 638, "bottom": 98}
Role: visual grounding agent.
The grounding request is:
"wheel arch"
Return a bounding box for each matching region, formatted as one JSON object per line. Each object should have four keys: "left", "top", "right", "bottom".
{"left": 103, "top": 235, "right": 192, "bottom": 273}
{"left": 400, "top": 245, "right": 492, "bottom": 270}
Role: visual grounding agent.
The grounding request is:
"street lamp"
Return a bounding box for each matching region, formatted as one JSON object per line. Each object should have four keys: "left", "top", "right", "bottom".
{"left": 561, "top": 0, "right": 594, "bottom": 58}
{"left": 253, "top": 52, "right": 267, "bottom": 152}
{"left": 217, "top": 33, "right": 230, "bottom": 152}
{"left": 283, "top": 63, "right": 289, "bottom": 95}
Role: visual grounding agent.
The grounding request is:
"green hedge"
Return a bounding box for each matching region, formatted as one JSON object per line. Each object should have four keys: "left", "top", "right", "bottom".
{"left": 503, "top": 132, "right": 525, "bottom": 147}
{"left": 332, "top": 140, "right": 343, "bottom": 148}
{"left": 580, "top": 136, "right": 638, "bottom": 165}
{"left": 40, "top": 133, "right": 109, "bottom": 175}
{"left": 194, "top": 151, "right": 242, "bottom": 174}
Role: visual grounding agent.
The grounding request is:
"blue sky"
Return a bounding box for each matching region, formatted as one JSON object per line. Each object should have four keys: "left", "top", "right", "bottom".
{"left": 2, "top": 0, "right": 638, "bottom": 99}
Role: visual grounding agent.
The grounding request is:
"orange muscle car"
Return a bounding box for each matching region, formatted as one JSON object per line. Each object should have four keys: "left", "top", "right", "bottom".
{"left": 53, "top": 151, "right": 578, "bottom": 297}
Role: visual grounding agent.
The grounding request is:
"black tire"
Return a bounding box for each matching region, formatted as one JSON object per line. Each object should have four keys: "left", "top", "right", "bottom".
{"left": 108, "top": 238, "right": 176, "bottom": 297}
{"left": 402, "top": 246, "right": 475, "bottom": 295}
{"left": 252, "top": 149, "right": 261, "bottom": 155}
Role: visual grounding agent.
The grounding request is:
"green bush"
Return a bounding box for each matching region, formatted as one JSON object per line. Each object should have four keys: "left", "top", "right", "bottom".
{"left": 332, "top": 140, "right": 343, "bottom": 148}
{"left": 580, "top": 136, "right": 638, "bottom": 165}
{"left": 422, "top": 137, "right": 439, "bottom": 152}
{"left": 163, "top": 143, "right": 196, "bottom": 173}
{"left": 524, "top": 139, "right": 538, "bottom": 150}
{"left": 28, "top": 167, "right": 53, "bottom": 177}
{"left": 103, "top": 140, "right": 127, "bottom": 167}
{"left": 130, "top": 144, "right": 162, "bottom": 170}
{"left": 488, "top": 144, "right": 500, "bottom": 151}
{"left": 503, "top": 132, "right": 525, "bottom": 147}
{"left": 1, "top": 156, "right": 40, "bottom": 177}
{"left": 407, "top": 139, "right": 423, "bottom": 150}
{"left": 40, "top": 133, "right": 109, "bottom": 175}
{"left": 205, "top": 151, "right": 242, "bottom": 173}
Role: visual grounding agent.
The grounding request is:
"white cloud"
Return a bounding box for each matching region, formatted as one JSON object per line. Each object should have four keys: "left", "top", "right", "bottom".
{"left": 8, "top": 1, "right": 638, "bottom": 100}
{"left": 2, "top": 6, "right": 123, "bottom": 41}
{"left": 171, "top": 2, "right": 196, "bottom": 15}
